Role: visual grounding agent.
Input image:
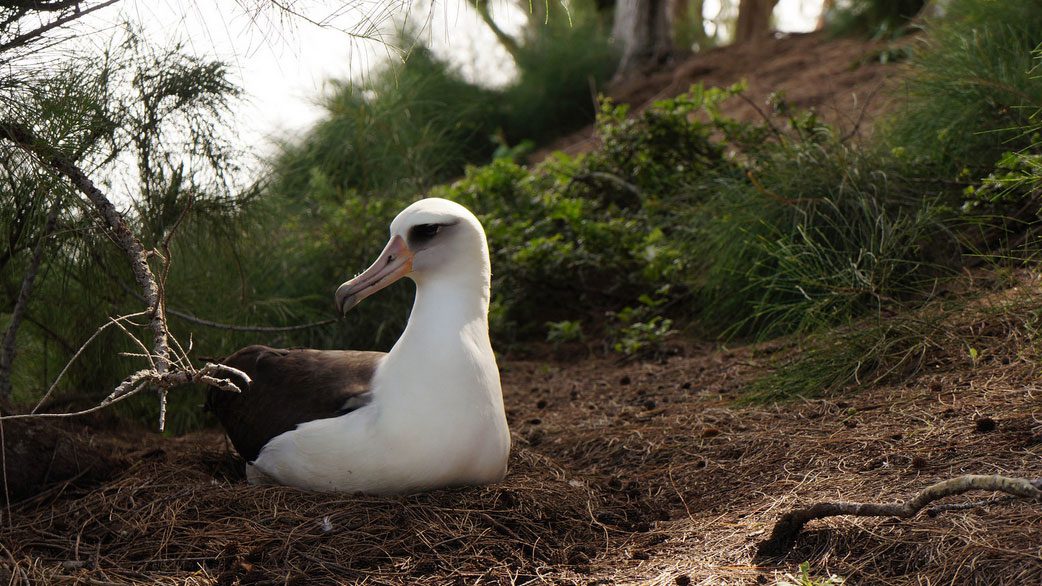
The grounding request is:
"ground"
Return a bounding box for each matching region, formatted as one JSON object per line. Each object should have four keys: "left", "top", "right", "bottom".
{"left": 4, "top": 334, "right": 1041, "bottom": 584}
{"left": 3, "top": 31, "right": 1041, "bottom": 586}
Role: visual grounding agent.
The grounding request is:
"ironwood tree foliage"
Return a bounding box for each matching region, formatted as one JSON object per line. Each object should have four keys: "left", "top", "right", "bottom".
{"left": 0, "top": 1, "right": 247, "bottom": 410}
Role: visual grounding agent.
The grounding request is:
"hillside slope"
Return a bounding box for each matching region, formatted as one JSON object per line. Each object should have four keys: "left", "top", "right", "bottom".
{"left": 534, "top": 31, "right": 910, "bottom": 162}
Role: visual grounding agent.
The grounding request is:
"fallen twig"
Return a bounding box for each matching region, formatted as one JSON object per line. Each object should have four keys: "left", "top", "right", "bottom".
{"left": 756, "top": 474, "right": 1042, "bottom": 557}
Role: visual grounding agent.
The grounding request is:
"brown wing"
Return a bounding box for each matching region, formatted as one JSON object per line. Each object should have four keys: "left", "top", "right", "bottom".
{"left": 206, "top": 345, "right": 385, "bottom": 462}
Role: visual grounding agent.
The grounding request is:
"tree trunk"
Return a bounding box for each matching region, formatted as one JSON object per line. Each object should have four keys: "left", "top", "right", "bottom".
{"left": 0, "top": 197, "right": 59, "bottom": 400}
{"left": 467, "top": 0, "right": 523, "bottom": 63}
{"left": 671, "top": 0, "right": 711, "bottom": 52}
{"left": 613, "top": 0, "right": 673, "bottom": 77}
{"left": 734, "top": 0, "right": 777, "bottom": 43}
{"left": 816, "top": 0, "right": 836, "bottom": 30}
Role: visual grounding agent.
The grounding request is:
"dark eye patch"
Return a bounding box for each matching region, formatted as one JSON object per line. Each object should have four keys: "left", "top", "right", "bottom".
{"left": 409, "top": 223, "right": 441, "bottom": 246}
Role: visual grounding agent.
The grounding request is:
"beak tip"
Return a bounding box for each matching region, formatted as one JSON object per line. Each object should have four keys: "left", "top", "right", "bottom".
{"left": 335, "top": 292, "right": 356, "bottom": 316}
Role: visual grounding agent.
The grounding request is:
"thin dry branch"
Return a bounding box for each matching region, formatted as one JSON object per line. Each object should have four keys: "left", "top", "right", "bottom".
{"left": 0, "top": 362, "right": 250, "bottom": 423}
{"left": 0, "top": 0, "right": 121, "bottom": 53}
{"left": 0, "top": 120, "right": 245, "bottom": 429}
{"left": 756, "top": 474, "right": 1042, "bottom": 557}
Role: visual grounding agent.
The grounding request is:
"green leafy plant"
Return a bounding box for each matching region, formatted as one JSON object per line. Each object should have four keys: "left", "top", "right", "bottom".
{"left": 545, "top": 320, "right": 585, "bottom": 346}
{"left": 779, "top": 561, "right": 846, "bottom": 586}
{"left": 607, "top": 286, "right": 676, "bottom": 358}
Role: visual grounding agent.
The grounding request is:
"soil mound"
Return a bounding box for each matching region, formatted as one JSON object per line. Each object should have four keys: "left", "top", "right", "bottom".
{"left": 533, "top": 31, "right": 910, "bottom": 162}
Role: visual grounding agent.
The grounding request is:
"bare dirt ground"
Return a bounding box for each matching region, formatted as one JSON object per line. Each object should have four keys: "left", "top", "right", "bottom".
{"left": 3, "top": 33, "right": 1042, "bottom": 585}
{"left": 531, "top": 30, "right": 911, "bottom": 163}
{"left": 3, "top": 328, "right": 1041, "bottom": 584}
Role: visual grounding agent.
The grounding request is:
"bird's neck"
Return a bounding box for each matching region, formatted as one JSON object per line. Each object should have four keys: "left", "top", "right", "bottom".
{"left": 379, "top": 274, "right": 494, "bottom": 391}
{"left": 405, "top": 274, "right": 491, "bottom": 338}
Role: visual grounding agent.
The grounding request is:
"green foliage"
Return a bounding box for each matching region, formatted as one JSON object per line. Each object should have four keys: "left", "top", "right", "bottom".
{"left": 269, "top": 3, "right": 616, "bottom": 205}
{"left": 545, "top": 320, "right": 585, "bottom": 345}
{"left": 825, "top": 0, "right": 926, "bottom": 39}
{"left": 883, "top": 0, "right": 1042, "bottom": 176}
{"left": 678, "top": 95, "right": 957, "bottom": 340}
{"left": 503, "top": 7, "right": 617, "bottom": 145}
{"left": 428, "top": 88, "right": 745, "bottom": 342}
{"left": 607, "top": 287, "right": 676, "bottom": 357}
{"left": 271, "top": 43, "right": 499, "bottom": 202}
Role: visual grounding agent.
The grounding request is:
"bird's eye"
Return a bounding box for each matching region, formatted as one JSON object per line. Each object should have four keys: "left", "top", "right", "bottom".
{"left": 410, "top": 223, "right": 441, "bottom": 242}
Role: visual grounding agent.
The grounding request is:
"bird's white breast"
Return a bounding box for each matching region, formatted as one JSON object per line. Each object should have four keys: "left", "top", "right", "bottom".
{"left": 251, "top": 318, "right": 509, "bottom": 494}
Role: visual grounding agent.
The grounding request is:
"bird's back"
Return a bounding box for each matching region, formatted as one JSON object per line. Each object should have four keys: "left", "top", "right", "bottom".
{"left": 206, "top": 345, "right": 385, "bottom": 462}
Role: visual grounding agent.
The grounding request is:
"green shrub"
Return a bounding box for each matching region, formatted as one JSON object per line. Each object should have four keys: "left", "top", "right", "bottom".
{"left": 270, "top": 43, "right": 499, "bottom": 202}
{"left": 883, "top": 0, "right": 1042, "bottom": 176}
{"left": 825, "top": 0, "right": 926, "bottom": 39}
{"left": 502, "top": 7, "right": 617, "bottom": 146}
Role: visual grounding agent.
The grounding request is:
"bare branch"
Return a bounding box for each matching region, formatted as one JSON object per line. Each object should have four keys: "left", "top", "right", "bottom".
{"left": 464, "top": 0, "right": 522, "bottom": 62}
{"left": 2, "top": 362, "right": 249, "bottom": 423}
{"left": 0, "top": 120, "right": 178, "bottom": 428}
{"left": 0, "top": 0, "right": 121, "bottom": 53}
{"left": 757, "top": 474, "right": 1042, "bottom": 557}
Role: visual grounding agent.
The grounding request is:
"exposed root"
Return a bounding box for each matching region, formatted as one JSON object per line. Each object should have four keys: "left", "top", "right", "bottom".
{"left": 757, "top": 474, "right": 1042, "bottom": 557}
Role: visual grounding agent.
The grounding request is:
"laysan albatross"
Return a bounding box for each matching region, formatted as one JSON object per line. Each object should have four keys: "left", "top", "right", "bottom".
{"left": 207, "top": 198, "right": 511, "bottom": 494}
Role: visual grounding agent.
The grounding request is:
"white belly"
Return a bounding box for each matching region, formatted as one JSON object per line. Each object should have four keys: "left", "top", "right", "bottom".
{"left": 251, "top": 403, "right": 510, "bottom": 494}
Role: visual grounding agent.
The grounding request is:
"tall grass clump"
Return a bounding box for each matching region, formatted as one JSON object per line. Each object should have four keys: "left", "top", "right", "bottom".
{"left": 885, "top": 0, "right": 1042, "bottom": 175}
{"left": 270, "top": 43, "right": 500, "bottom": 203}
{"left": 678, "top": 100, "right": 957, "bottom": 340}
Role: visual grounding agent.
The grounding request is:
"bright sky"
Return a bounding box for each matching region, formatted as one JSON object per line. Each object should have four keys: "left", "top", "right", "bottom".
{"left": 96, "top": 0, "right": 823, "bottom": 154}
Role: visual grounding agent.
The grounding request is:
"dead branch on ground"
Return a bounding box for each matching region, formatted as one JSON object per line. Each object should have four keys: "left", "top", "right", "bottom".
{"left": 756, "top": 474, "right": 1042, "bottom": 557}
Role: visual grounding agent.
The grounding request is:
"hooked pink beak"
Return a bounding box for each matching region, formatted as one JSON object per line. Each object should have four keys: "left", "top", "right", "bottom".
{"left": 335, "top": 235, "right": 414, "bottom": 314}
